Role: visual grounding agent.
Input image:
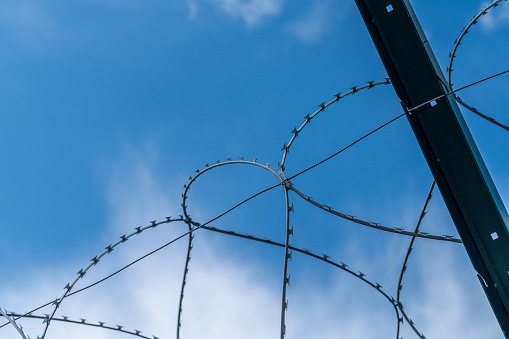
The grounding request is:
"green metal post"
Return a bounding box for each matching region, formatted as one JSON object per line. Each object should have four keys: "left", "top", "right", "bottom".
{"left": 353, "top": 0, "right": 509, "bottom": 336}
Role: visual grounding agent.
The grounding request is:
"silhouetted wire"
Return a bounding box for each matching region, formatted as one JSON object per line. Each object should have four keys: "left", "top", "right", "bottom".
{"left": 447, "top": 0, "right": 509, "bottom": 131}
{"left": 178, "top": 159, "right": 282, "bottom": 339}
{"left": 63, "top": 115, "right": 402, "bottom": 300}
{"left": 1, "top": 182, "right": 282, "bottom": 331}
{"left": 4, "top": 312, "right": 153, "bottom": 339}
{"left": 176, "top": 222, "right": 193, "bottom": 339}
{"left": 198, "top": 224, "right": 404, "bottom": 335}
{"left": 286, "top": 113, "right": 405, "bottom": 180}
{"left": 395, "top": 180, "right": 436, "bottom": 339}
{"left": 0, "top": 308, "right": 27, "bottom": 339}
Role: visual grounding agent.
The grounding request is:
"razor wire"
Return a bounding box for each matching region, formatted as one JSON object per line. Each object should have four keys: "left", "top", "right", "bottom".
{"left": 3, "top": 312, "right": 157, "bottom": 339}
{"left": 395, "top": 181, "right": 436, "bottom": 339}
{"left": 178, "top": 158, "right": 283, "bottom": 339}
{"left": 447, "top": 0, "right": 509, "bottom": 131}
{"left": 35, "top": 217, "right": 187, "bottom": 339}
{"left": 0, "top": 307, "right": 28, "bottom": 339}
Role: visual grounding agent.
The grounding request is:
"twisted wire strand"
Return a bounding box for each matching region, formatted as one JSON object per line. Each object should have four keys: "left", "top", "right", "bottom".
{"left": 288, "top": 181, "right": 458, "bottom": 242}
{"left": 3, "top": 312, "right": 158, "bottom": 339}
{"left": 280, "top": 79, "right": 392, "bottom": 170}
{"left": 395, "top": 181, "right": 436, "bottom": 339}
{"left": 447, "top": 0, "right": 509, "bottom": 131}
{"left": 0, "top": 307, "right": 28, "bottom": 339}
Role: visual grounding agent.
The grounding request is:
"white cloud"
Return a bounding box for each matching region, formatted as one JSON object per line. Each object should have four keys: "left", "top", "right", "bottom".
{"left": 208, "top": 0, "right": 284, "bottom": 27}
{"left": 286, "top": 0, "right": 349, "bottom": 44}
{"left": 479, "top": 1, "right": 509, "bottom": 31}
{"left": 188, "top": 1, "right": 199, "bottom": 21}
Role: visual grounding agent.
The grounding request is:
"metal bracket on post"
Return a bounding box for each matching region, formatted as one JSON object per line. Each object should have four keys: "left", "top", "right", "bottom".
{"left": 354, "top": 0, "right": 509, "bottom": 336}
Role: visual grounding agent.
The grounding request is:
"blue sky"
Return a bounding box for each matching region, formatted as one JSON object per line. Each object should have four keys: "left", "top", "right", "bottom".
{"left": 0, "top": 0, "right": 508, "bottom": 338}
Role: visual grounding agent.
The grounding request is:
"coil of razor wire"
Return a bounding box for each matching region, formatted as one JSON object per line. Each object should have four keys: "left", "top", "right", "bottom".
{"left": 288, "top": 181, "right": 459, "bottom": 242}
{"left": 279, "top": 79, "right": 391, "bottom": 171}
{"left": 179, "top": 158, "right": 288, "bottom": 338}
{"left": 36, "top": 217, "right": 185, "bottom": 339}
{"left": 447, "top": 0, "right": 509, "bottom": 131}
{"left": 395, "top": 181, "right": 435, "bottom": 339}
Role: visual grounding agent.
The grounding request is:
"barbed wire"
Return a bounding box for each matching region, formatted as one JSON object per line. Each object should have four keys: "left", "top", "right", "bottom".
{"left": 36, "top": 217, "right": 186, "bottom": 339}
{"left": 0, "top": 307, "right": 28, "bottom": 339}
{"left": 279, "top": 79, "right": 392, "bottom": 170}
{"left": 395, "top": 181, "right": 436, "bottom": 339}
{"left": 3, "top": 312, "right": 157, "bottom": 339}
{"left": 289, "top": 181, "right": 459, "bottom": 243}
{"left": 447, "top": 0, "right": 509, "bottom": 131}
{"left": 178, "top": 159, "right": 283, "bottom": 339}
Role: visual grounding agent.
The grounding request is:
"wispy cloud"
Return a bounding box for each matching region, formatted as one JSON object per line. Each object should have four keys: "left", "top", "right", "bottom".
{"left": 286, "top": 0, "right": 350, "bottom": 44}
{"left": 0, "top": 1, "right": 57, "bottom": 46}
{"left": 188, "top": 1, "right": 199, "bottom": 21}
{"left": 479, "top": 1, "right": 509, "bottom": 31}
{"left": 208, "top": 0, "right": 284, "bottom": 27}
